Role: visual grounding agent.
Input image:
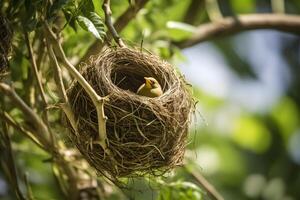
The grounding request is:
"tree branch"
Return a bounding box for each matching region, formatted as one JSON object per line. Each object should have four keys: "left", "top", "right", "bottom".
{"left": 0, "top": 83, "right": 52, "bottom": 149}
{"left": 45, "top": 38, "right": 78, "bottom": 134}
{"left": 44, "top": 23, "right": 108, "bottom": 151}
{"left": 102, "top": 0, "right": 125, "bottom": 47}
{"left": 46, "top": 40, "right": 68, "bottom": 103}
{"left": 79, "top": 0, "right": 149, "bottom": 64}
{"left": 175, "top": 14, "right": 300, "bottom": 48}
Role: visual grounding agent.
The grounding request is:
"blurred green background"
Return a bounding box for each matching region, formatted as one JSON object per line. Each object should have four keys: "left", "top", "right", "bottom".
{"left": 1, "top": 0, "right": 300, "bottom": 199}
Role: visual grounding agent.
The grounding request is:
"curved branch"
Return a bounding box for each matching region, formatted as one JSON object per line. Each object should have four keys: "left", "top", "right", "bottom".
{"left": 175, "top": 14, "right": 300, "bottom": 48}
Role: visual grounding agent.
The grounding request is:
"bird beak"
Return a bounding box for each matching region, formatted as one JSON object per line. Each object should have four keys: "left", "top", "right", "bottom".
{"left": 144, "top": 77, "right": 151, "bottom": 87}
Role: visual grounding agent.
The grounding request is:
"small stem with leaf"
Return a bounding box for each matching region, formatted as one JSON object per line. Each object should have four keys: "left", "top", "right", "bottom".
{"left": 79, "top": 0, "right": 149, "bottom": 64}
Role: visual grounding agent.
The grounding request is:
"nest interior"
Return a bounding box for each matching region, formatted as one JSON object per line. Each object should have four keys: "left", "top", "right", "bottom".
{"left": 67, "top": 48, "right": 194, "bottom": 179}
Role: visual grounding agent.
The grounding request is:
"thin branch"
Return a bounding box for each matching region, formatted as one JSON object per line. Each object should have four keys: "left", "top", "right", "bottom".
{"left": 102, "top": 0, "right": 125, "bottom": 47}
{"left": 271, "top": 0, "right": 285, "bottom": 14}
{"left": 24, "top": 31, "right": 47, "bottom": 107}
{"left": 45, "top": 39, "right": 68, "bottom": 103}
{"left": 0, "top": 112, "right": 45, "bottom": 150}
{"left": 44, "top": 23, "right": 108, "bottom": 150}
{"left": 45, "top": 38, "right": 78, "bottom": 134}
{"left": 24, "top": 31, "right": 56, "bottom": 148}
{"left": 188, "top": 168, "right": 224, "bottom": 200}
{"left": 79, "top": 0, "right": 149, "bottom": 64}
{"left": 175, "top": 14, "right": 300, "bottom": 48}
{"left": 0, "top": 83, "right": 52, "bottom": 149}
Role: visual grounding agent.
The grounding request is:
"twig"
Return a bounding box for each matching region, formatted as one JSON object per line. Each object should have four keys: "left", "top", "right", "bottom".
{"left": 205, "top": 0, "right": 223, "bottom": 22}
{"left": 24, "top": 31, "right": 47, "bottom": 107}
{"left": 44, "top": 23, "right": 108, "bottom": 150}
{"left": 24, "top": 31, "right": 56, "bottom": 148}
{"left": 46, "top": 42, "right": 68, "bottom": 103}
{"left": 175, "top": 14, "right": 300, "bottom": 48}
{"left": 45, "top": 38, "right": 78, "bottom": 134}
{"left": 0, "top": 112, "right": 45, "bottom": 150}
{"left": 79, "top": 0, "right": 149, "bottom": 64}
{"left": 102, "top": 0, "right": 125, "bottom": 47}
{"left": 187, "top": 168, "right": 224, "bottom": 200}
{"left": 0, "top": 83, "right": 52, "bottom": 149}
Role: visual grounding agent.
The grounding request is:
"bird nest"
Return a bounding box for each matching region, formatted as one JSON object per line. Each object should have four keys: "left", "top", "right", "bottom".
{"left": 67, "top": 47, "right": 194, "bottom": 180}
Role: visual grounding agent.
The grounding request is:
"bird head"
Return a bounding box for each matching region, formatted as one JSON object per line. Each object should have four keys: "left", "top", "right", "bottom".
{"left": 144, "top": 77, "right": 161, "bottom": 89}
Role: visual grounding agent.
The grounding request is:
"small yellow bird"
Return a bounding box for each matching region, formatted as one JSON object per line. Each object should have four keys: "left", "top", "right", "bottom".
{"left": 137, "top": 77, "right": 163, "bottom": 98}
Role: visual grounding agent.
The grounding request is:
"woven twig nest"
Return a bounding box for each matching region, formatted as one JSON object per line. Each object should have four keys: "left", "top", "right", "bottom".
{"left": 67, "top": 48, "right": 194, "bottom": 179}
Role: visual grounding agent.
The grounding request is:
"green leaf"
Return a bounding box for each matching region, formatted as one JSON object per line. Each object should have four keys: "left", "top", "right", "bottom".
{"left": 76, "top": 12, "right": 105, "bottom": 40}
{"left": 63, "top": 9, "right": 77, "bottom": 31}
{"left": 166, "top": 21, "right": 196, "bottom": 41}
{"left": 88, "top": 12, "right": 105, "bottom": 36}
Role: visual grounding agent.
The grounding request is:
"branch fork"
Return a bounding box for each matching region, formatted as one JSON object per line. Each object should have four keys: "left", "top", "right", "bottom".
{"left": 44, "top": 23, "right": 109, "bottom": 151}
